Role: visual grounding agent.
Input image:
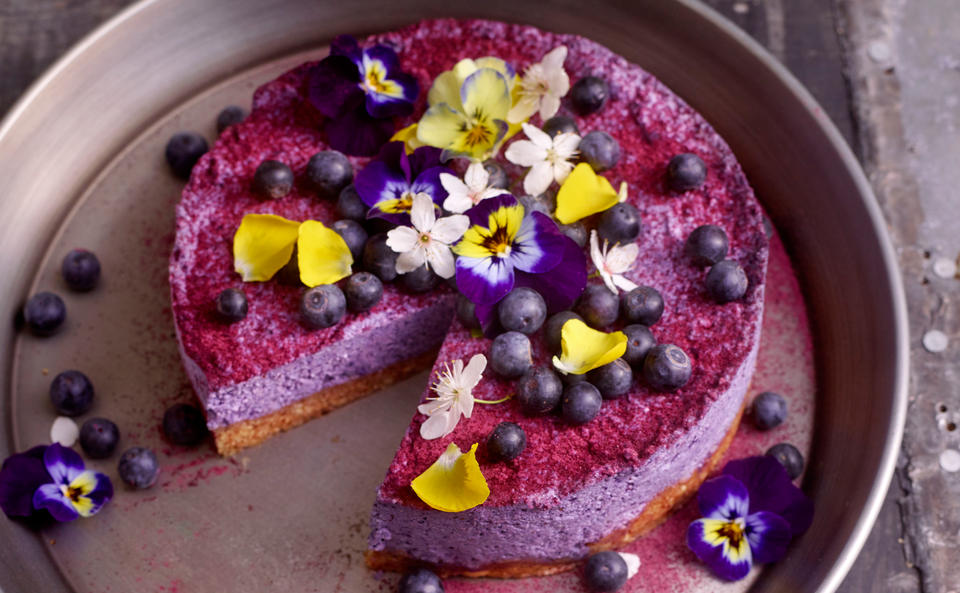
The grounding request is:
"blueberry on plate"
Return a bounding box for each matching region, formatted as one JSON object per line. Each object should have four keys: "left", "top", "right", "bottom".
{"left": 642, "top": 344, "right": 692, "bottom": 391}
{"left": 489, "top": 331, "right": 532, "bottom": 379}
{"left": 751, "top": 391, "right": 788, "bottom": 430}
{"left": 23, "top": 292, "right": 66, "bottom": 336}
{"left": 455, "top": 295, "right": 481, "bottom": 330}
{"left": 79, "top": 417, "right": 119, "bottom": 459}
{"left": 306, "top": 150, "right": 353, "bottom": 199}
{"left": 117, "top": 447, "right": 159, "bottom": 489}
{"left": 362, "top": 234, "right": 399, "bottom": 282}
{"left": 766, "top": 442, "right": 804, "bottom": 479}
{"left": 497, "top": 287, "right": 547, "bottom": 335}
{"left": 483, "top": 160, "right": 509, "bottom": 189}
{"left": 487, "top": 422, "right": 527, "bottom": 462}
{"left": 300, "top": 285, "right": 347, "bottom": 329}
{"left": 399, "top": 264, "right": 439, "bottom": 293}
{"left": 162, "top": 403, "right": 208, "bottom": 446}
{"left": 343, "top": 272, "right": 383, "bottom": 312}
{"left": 666, "top": 153, "right": 707, "bottom": 192}
{"left": 398, "top": 568, "right": 444, "bottom": 593}
{"left": 336, "top": 184, "right": 368, "bottom": 221}
{"left": 620, "top": 285, "right": 663, "bottom": 326}
{"left": 559, "top": 221, "right": 588, "bottom": 247}
{"left": 252, "top": 160, "right": 294, "bottom": 199}
{"left": 216, "top": 288, "right": 248, "bottom": 323}
{"left": 685, "top": 224, "right": 729, "bottom": 267}
{"left": 562, "top": 382, "right": 603, "bottom": 425}
{"left": 584, "top": 550, "right": 628, "bottom": 592}
{"left": 516, "top": 367, "right": 563, "bottom": 415}
{"left": 165, "top": 132, "right": 208, "bottom": 180}
{"left": 587, "top": 358, "right": 633, "bottom": 399}
{"left": 621, "top": 324, "right": 656, "bottom": 367}
{"left": 597, "top": 202, "right": 640, "bottom": 245}
{"left": 576, "top": 285, "right": 619, "bottom": 329}
{"left": 579, "top": 130, "right": 620, "bottom": 172}
{"left": 49, "top": 370, "right": 94, "bottom": 417}
{"left": 542, "top": 115, "right": 580, "bottom": 138}
{"left": 571, "top": 76, "right": 609, "bottom": 115}
{"left": 61, "top": 249, "right": 101, "bottom": 292}
{"left": 706, "top": 260, "right": 748, "bottom": 303}
{"left": 331, "top": 219, "right": 368, "bottom": 261}
{"left": 215, "top": 105, "right": 246, "bottom": 134}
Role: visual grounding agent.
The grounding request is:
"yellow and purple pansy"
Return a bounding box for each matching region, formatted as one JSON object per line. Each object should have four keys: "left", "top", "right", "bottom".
{"left": 354, "top": 142, "right": 451, "bottom": 225}
{"left": 687, "top": 456, "right": 813, "bottom": 581}
{"left": 308, "top": 35, "right": 419, "bottom": 156}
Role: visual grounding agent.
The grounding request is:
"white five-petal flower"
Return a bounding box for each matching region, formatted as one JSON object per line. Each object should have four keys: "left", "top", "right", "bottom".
{"left": 507, "top": 46, "right": 571, "bottom": 123}
{"left": 386, "top": 193, "right": 469, "bottom": 279}
{"left": 505, "top": 123, "right": 580, "bottom": 197}
{"left": 418, "top": 354, "right": 488, "bottom": 440}
{"left": 439, "top": 162, "right": 511, "bottom": 214}
{"left": 590, "top": 230, "right": 639, "bottom": 294}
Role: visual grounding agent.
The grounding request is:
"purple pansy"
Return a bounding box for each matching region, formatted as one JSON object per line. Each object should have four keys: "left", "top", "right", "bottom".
{"left": 354, "top": 142, "right": 450, "bottom": 225}
{"left": 0, "top": 446, "right": 53, "bottom": 519}
{"left": 31, "top": 443, "right": 113, "bottom": 522}
{"left": 307, "top": 35, "right": 419, "bottom": 156}
{"left": 687, "top": 455, "right": 813, "bottom": 581}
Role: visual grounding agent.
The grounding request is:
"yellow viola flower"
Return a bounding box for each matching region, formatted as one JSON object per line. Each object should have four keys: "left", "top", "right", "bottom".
{"left": 554, "top": 162, "right": 620, "bottom": 224}
{"left": 410, "top": 442, "right": 490, "bottom": 512}
{"left": 552, "top": 318, "right": 628, "bottom": 375}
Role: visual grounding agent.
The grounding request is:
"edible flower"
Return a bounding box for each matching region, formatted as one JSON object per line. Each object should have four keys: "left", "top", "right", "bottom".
{"left": 386, "top": 193, "right": 470, "bottom": 279}
{"left": 417, "top": 57, "right": 517, "bottom": 161}
{"left": 417, "top": 354, "right": 488, "bottom": 439}
{"left": 554, "top": 162, "right": 620, "bottom": 224}
{"left": 308, "top": 35, "right": 419, "bottom": 156}
{"left": 589, "top": 230, "right": 639, "bottom": 294}
{"left": 410, "top": 442, "right": 490, "bottom": 512}
{"left": 354, "top": 142, "right": 450, "bottom": 225}
{"left": 439, "top": 161, "right": 511, "bottom": 214}
{"left": 504, "top": 123, "right": 580, "bottom": 197}
{"left": 552, "top": 318, "right": 627, "bottom": 375}
{"left": 0, "top": 446, "right": 55, "bottom": 520}
{"left": 687, "top": 456, "right": 814, "bottom": 581}
{"left": 233, "top": 214, "right": 353, "bottom": 286}
{"left": 507, "top": 46, "right": 571, "bottom": 123}
{"left": 31, "top": 444, "right": 113, "bottom": 522}
{"left": 390, "top": 123, "right": 425, "bottom": 154}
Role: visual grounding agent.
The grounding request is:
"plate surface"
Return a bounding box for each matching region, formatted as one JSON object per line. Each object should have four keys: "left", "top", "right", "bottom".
{"left": 0, "top": 1, "right": 907, "bottom": 592}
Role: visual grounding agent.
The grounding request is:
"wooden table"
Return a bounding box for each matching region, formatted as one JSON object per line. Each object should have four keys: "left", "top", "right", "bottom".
{"left": 0, "top": 1, "right": 941, "bottom": 591}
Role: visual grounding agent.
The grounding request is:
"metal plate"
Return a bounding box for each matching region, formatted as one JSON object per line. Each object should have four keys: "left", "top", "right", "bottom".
{"left": 0, "top": 0, "right": 908, "bottom": 592}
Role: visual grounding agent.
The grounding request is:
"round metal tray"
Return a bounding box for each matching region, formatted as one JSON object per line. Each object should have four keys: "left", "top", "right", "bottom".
{"left": 0, "top": 1, "right": 908, "bottom": 592}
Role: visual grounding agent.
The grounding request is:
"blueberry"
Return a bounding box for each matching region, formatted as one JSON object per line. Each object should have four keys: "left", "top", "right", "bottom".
{"left": 576, "top": 285, "right": 619, "bottom": 328}
{"left": 666, "top": 153, "right": 707, "bottom": 192}
{"left": 343, "top": 272, "right": 383, "bottom": 312}
{"left": 542, "top": 115, "right": 580, "bottom": 138}
{"left": 276, "top": 246, "right": 303, "bottom": 286}
{"left": 336, "top": 184, "right": 368, "bottom": 221}
{"left": 306, "top": 150, "right": 353, "bottom": 199}
{"left": 544, "top": 311, "right": 583, "bottom": 353}
{"left": 487, "top": 422, "right": 527, "bottom": 461}
{"left": 571, "top": 76, "right": 609, "bottom": 115}
{"left": 562, "top": 382, "right": 602, "bottom": 425}
{"left": 362, "top": 234, "right": 399, "bottom": 282}
{"left": 399, "top": 264, "right": 439, "bottom": 293}
{"left": 497, "top": 287, "right": 546, "bottom": 335}
{"left": 23, "top": 292, "right": 66, "bottom": 336}
{"left": 61, "top": 249, "right": 101, "bottom": 292}
{"left": 456, "top": 295, "right": 481, "bottom": 330}
{"left": 49, "top": 370, "right": 94, "bottom": 417}
{"left": 620, "top": 285, "right": 663, "bottom": 326}
{"left": 766, "top": 443, "right": 804, "bottom": 479}
{"left": 579, "top": 130, "right": 620, "bottom": 171}
{"left": 79, "top": 417, "right": 119, "bottom": 459}
{"left": 751, "top": 391, "right": 788, "bottom": 430}
{"left": 483, "top": 160, "right": 509, "bottom": 189}
{"left": 117, "top": 447, "right": 159, "bottom": 489}
{"left": 215, "top": 288, "right": 248, "bottom": 323}
{"left": 162, "top": 403, "right": 208, "bottom": 446}
{"left": 252, "top": 160, "right": 294, "bottom": 199}
{"left": 621, "top": 324, "right": 656, "bottom": 367}
{"left": 584, "top": 550, "right": 628, "bottom": 592}
{"left": 516, "top": 367, "right": 563, "bottom": 415}
{"left": 559, "top": 221, "right": 588, "bottom": 247}
{"left": 642, "top": 344, "right": 692, "bottom": 391}
{"left": 165, "top": 132, "right": 208, "bottom": 180}
{"left": 300, "top": 285, "right": 346, "bottom": 329}
{"left": 597, "top": 202, "right": 640, "bottom": 245}
{"left": 587, "top": 358, "right": 633, "bottom": 399}
{"left": 518, "top": 193, "right": 554, "bottom": 217}
{"left": 685, "top": 224, "right": 729, "bottom": 267}
{"left": 398, "top": 568, "right": 444, "bottom": 593}
{"left": 216, "top": 105, "right": 247, "bottom": 134}
{"left": 331, "top": 219, "right": 368, "bottom": 261}
{"left": 489, "top": 331, "right": 532, "bottom": 379}
{"left": 706, "top": 260, "right": 748, "bottom": 303}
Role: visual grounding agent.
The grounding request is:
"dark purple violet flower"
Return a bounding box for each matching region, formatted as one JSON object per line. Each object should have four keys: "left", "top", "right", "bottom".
{"left": 354, "top": 142, "right": 449, "bottom": 225}
{"left": 31, "top": 443, "right": 113, "bottom": 522}
{"left": 0, "top": 446, "right": 52, "bottom": 519}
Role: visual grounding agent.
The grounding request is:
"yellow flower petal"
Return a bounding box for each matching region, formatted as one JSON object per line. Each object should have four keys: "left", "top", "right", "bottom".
{"left": 390, "top": 124, "right": 424, "bottom": 154}
{"left": 411, "top": 442, "right": 490, "bottom": 512}
{"left": 554, "top": 163, "right": 620, "bottom": 224}
{"left": 428, "top": 69, "right": 467, "bottom": 110}
{"left": 233, "top": 213, "right": 301, "bottom": 282}
{"left": 417, "top": 104, "right": 469, "bottom": 151}
{"left": 461, "top": 68, "right": 511, "bottom": 123}
{"left": 297, "top": 220, "right": 353, "bottom": 287}
{"left": 552, "top": 318, "right": 627, "bottom": 375}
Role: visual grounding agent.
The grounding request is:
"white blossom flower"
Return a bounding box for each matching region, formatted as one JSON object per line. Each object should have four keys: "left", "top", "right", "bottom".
{"left": 504, "top": 123, "right": 580, "bottom": 197}
{"left": 590, "top": 230, "right": 639, "bottom": 294}
{"left": 418, "top": 354, "right": 487, "bottom": 440}
{"left": 439, "top": 162, "right": 511, "bottom": 214}
{"left": 507, "top": 46, "right": 570, "bottom": 123}
{"left": 386, "top": 193, "right": 469, "bottom": 279}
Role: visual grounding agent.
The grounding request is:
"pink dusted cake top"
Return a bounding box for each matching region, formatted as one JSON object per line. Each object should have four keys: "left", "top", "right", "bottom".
{"left": 373, "top": 20, "right": 768, "bottom": 507}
